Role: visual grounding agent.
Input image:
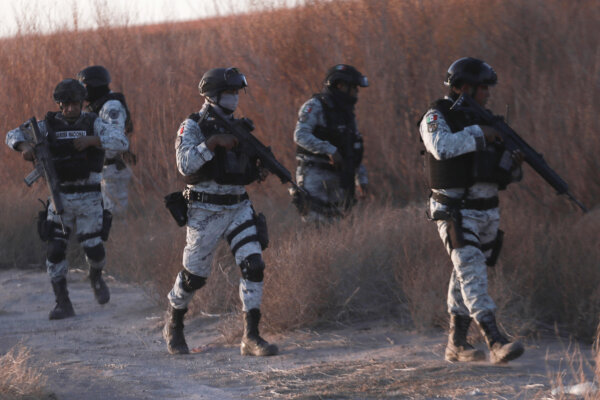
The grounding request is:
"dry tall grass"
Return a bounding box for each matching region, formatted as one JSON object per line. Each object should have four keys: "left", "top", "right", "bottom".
{"left": 0, "top": 0, "right": 598, "bottom": 338}
{"left": 0, "top": 346, "right": 52, "bottom": 400}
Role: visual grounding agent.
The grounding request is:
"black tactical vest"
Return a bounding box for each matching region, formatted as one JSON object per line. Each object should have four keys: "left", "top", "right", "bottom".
{"left": 423, "top": 98, "right": 512, "bottom": 190}
{"left": 296, "top": 93, "right": 364, "bottom": 167}
{"left": 45, "top": 112, "right": 104, "bottom": 182}
{"left": 182, "top": 108, "right": 260, "bottom": 186}
{"left": 87, "top": 92, "right": 133, "bottom": 133}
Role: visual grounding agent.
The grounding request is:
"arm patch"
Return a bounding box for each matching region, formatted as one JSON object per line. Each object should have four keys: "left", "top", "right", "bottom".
{"left": 298, "top": 105, "right": 313, "bottom": 123}
{"left": 426, "top": 112, "right": 440, "bottom": 132}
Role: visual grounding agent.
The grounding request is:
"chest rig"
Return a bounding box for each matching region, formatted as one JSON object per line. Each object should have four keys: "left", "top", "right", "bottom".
{"left": 45, "top": 112, "right": 104, "bottom": 182}
{"left": 296, "top": 93, "right": 364, "bottom": 169}
{"left": 182, "top": 108, "right": 259, "bottom": 186}
{"left": 423, "top": 98, "right": 513, "bottom": 190}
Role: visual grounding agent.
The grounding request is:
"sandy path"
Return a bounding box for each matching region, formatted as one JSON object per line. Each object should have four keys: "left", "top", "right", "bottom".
{"left": 0, "top": 268, "right": 595, "bottom": 399}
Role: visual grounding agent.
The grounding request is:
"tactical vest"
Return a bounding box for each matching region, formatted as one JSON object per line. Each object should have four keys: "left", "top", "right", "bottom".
{"left": 182, "top": 108, "right": 260, "bottom": 186}
{"left": 296, "top": 93, "right": 364, "bottom": 169}
{"left": 45, "top": 112, "right": 105, "bottom": 182}
{"left": 423, "top": 98, "right": 513, "bottom": 190}
{"left": 88, "top": 92, "right": 133, "bottom": 133}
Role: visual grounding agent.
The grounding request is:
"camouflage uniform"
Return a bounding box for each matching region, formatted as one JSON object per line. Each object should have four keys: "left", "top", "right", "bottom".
{"left": 6, "top": 112, "right": 128, "bottom": 282}
{"left": 164, "top": 67, "right": 277, "bottom": 357}
{"left": 422, "top": 57, "right": 525, "bottom": 364}
{"left": 293, "top": 96, "right": 368, "bottom": 223}
{"left": 95, "top": 97, "right": 132, "bottom": 215}
{"left": 419, "top": 98, "right": 521, "bottom": 321}
{"left": 168, "top": 101, "right": 264, "bottom": 313}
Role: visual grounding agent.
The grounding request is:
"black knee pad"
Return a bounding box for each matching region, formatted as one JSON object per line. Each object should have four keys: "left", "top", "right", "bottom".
{"left": 180, "top": 269, "right": 206, "bottom": 292}
{"left": 47, "top": 240, "right": 67, "bottom": 264}
{"left": 83, "top": 243, "right": 105, "bottom": 262}
{"left": 240, "top": 254, "right": 264, "bottom": 282}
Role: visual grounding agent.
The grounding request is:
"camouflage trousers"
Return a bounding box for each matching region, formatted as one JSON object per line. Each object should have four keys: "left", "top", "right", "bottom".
{"left": 436, "top": 207, "right": 500, "bottom": 321}
{"left": 101, "top": 163, "right": 132, "bottom": 215}
{"left": 168, "top": 199, "right": 264, "bottom": 311}
{"left": 295, "top": 163, "right": 348, "bottom": 223}
{"left": 46, "top": 192, "right": 105, "bottom": 282}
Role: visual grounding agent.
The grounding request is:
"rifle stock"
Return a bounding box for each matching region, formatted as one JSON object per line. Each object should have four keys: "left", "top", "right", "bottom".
{"left": 451, "top": 94, "right": 587, "bottom": 212}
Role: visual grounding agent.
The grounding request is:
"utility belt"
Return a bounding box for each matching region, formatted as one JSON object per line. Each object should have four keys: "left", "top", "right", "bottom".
{"left": 431, "top": 192, "right": 499, "bottom": 210}
{"left": 296, "top": 158, "right": 336, "bottom": 172}
{"left": 59, "top": 184, "right": 102, "bottom": 194}
{"left": 183, "top": 189, "right": 249, "bottom": 205}
{"left": 296, "top": 146, "right": 326, "bottom": 157}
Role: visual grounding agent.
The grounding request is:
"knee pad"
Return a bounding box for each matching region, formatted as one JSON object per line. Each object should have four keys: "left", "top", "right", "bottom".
{"left": 180, "top": 269, "right": 206, "bottom": 292}
{"left": 240, "top": 254, "right": 264, "bottom": 282}
{"left": 47, "top": 240, "right": 67, "bottom": 264}
{"left": 83, "top": 243, "right": 105, "bottom": 262}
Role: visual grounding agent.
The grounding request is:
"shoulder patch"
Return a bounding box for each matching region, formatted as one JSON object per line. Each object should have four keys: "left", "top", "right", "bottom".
{"left": 426, "top": 113, "right": 438, "bottom": 124}
{"left": 177, "top": 124, "right": 185, "bottom": 136}
{"left": 299, "top": 104, "right": 313, "bottom": 123}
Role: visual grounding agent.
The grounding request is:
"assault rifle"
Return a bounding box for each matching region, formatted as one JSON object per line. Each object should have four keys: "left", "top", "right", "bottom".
{"left": 209, "top": 107, "right": 305, "bottom": 195}
{"left": 22, "top": 117, "right": 66, "bottom": 227}
{"left": 451, "top": 94, "right": 587, "bottom": 212}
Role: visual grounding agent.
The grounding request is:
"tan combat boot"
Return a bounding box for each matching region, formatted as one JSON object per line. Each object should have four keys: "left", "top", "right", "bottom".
{"left": 477, "top": 312, "right": 524, "bottom": 363}
{"left": 445, "top": 314, "right": 486, "bottom": 362}
{"left": 240, "top": 309, "right": 278, "bottom": 356}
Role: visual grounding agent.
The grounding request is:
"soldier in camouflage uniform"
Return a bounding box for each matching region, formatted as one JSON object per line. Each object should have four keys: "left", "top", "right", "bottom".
{"left": 419, "top": 57, "right": 524, "bottom": 363}
{"left": 77, "top": 65, "right": 134, "bottom": 216}
{"left": 163, "top": 67, "right": 278, "bottom": 357}
{"left": 292, "top": 64, "right": 369, "bottom": 223}
{"left": 5, "top": 79, "right": 128, "bottom": 319}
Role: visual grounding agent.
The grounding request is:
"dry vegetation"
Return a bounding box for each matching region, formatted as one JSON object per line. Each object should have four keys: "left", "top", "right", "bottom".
{"left": 0, "top": 346, "right": 54, "bottom": 400}
{"left": 0, "top": 0, "right": 598, "bottom": 346}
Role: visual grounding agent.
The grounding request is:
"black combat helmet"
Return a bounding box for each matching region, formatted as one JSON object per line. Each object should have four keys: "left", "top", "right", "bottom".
{"left": 198, "top": 67, "right": 248, "bottom": 98}
{"left": 77, "top": 65, "right": 111, "bottom": 87}
{"left": 324, "top": 64, "right": 369, "bottom": 88}
{"left": 53, "top": 79, "right": 87, "bottom": 103}
{"left": 444, "top": 57, "right": 497, "bottom": 88}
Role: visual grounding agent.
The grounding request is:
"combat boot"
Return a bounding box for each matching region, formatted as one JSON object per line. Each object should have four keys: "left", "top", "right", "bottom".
{"left": 240, "top": 309, "right": 278, "bottom": 356}
{"left": 163, "top": 306, "right": 189, "bottom": 355}
{"left": 89, "top": 268, "right": 110, "bottom": 305}
{"left": 445, "top": 314, "right": 485, "bottom": 362}
{"left": 477, "top": 312, "right": 524, "bottom": 363}
{"left": 49, "top": 278, "right": 75, "bottom": 320}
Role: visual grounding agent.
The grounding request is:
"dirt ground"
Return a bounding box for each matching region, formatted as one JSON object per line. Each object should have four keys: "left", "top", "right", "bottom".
{"left": 0, "top": 268, "right": 596, "bottom": 400}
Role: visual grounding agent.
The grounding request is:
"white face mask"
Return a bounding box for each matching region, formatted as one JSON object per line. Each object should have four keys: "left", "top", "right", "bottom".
{"left": 218, "top": 93, "right": 239, "bottom": 113}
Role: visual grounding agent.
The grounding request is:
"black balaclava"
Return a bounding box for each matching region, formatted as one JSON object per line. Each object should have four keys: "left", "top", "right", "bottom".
{"left": 86, "top": 85, "right": 110, "bottom": 102}
{"left": 324, "top": 85, "right": 357, "bottom": 112}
